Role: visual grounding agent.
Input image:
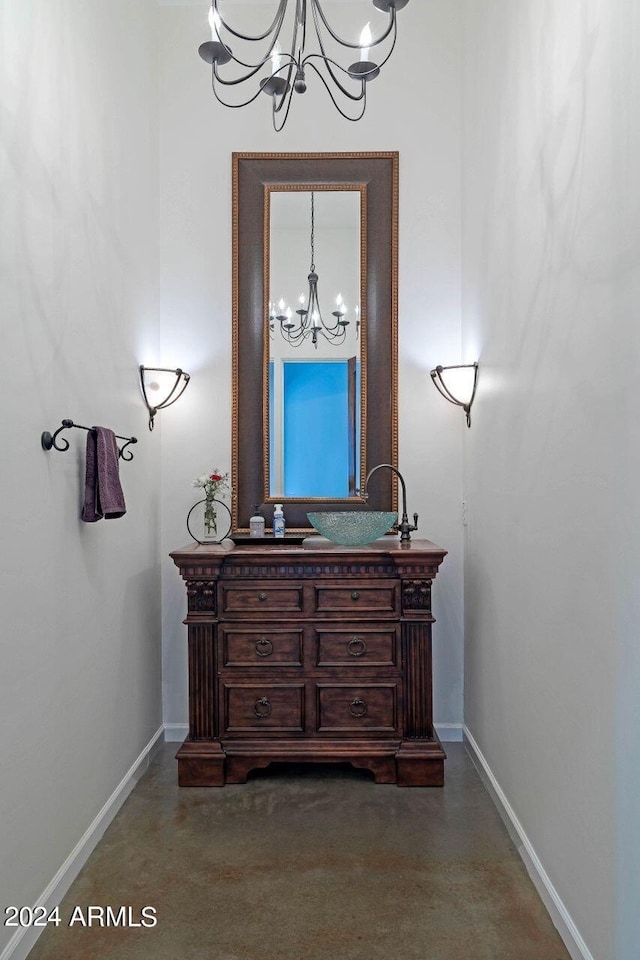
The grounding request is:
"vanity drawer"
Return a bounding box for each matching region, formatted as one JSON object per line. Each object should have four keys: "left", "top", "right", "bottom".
{"left": 222, "top": 683, "right": 305, "bottom": 733}
{"left": 219, "top": 582, "right": 304, "bottom": 618}
{"left": 220, "top": 626, "right": 303, "bottom": 668}
{"left": 313, "top": 580, "right": 399, "bottom": 617}
{"left": 316, "top": 683, "right": 399, "bottom": 734}
{"left": 314, "top": 624, "right": 399, "bottom": 668}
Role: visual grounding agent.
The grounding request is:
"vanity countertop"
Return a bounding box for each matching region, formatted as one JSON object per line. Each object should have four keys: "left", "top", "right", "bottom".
{"left": 171, "top": 537, "right": 447, "bottom": 561}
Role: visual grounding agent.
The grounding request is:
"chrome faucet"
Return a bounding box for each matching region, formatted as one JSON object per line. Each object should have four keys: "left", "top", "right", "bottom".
{"left": 361, "top": 463, "right": 418, "bottom": 543}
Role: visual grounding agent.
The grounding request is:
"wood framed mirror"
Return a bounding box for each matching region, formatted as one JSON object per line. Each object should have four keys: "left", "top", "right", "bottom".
{"left": 232, "top": 152, "right": 398, "bottom": 534}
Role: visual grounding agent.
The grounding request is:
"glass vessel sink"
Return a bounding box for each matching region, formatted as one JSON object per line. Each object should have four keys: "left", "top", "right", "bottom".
{"left": 307, "top": 511, "right": 398, "bottom": 546}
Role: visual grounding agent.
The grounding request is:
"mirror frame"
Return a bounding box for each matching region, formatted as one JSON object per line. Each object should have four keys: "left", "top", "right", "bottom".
{"left": 232, "top": 152, "right": 398, "bottom": 533}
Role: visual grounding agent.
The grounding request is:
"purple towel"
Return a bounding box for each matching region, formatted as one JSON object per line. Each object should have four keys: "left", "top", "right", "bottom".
{"left": 81, "top": 427, "right": 126, "bottom": 522}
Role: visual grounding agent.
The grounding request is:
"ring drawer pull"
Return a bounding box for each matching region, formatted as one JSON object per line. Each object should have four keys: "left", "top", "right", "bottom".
{"left": 258, "top": 592, "right": 268, "bottom": 602}
{"left": 254, "top": 697, "right": 272, "bottom": 719}
{"left": 347, "top": 636, "right": 367, "bottom": 657}
{"left": 255, "top": 638, "right": 273, "bottom": 657}
{"left": 351, "top": 591, "right": 360, "bottom": 601}
{"left": 349, "top": 698, "right": 368, "bottom": 718}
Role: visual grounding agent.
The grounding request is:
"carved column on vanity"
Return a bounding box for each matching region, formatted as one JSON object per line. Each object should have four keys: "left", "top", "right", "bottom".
{"left": 176, "top": 559, "right": 226, "bottom": 786}
{"left": 396, "top": 571, "right": 445, "bottom": 787}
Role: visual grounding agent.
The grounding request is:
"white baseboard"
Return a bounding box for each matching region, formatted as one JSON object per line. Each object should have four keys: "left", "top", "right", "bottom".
{"left": 164, "top": 722, "right": 189, "bottom": 742}
{"left": 0, "top": 725, "right": 165, "bottom": 960}
{"left": 164, "top": 723, "right": 463, "bottom": 743}
{"left": 434, "top": 722, "right": 463, "bottom": 742}
{"left": 463, "top": 726, "right": 595, "bottom": 960}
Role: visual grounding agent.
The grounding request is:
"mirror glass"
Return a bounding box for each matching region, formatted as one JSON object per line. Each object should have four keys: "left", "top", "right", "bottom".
{"left": 268, "top": 189, "right": 362, "bottom": 499}
{"left": 232, "top": 152, "right": 398, "bottom": 533}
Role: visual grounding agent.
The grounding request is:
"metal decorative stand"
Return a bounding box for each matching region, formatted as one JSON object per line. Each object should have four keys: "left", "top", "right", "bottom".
{"left": 186, "top": 498, "right": 232, "bottom": 546}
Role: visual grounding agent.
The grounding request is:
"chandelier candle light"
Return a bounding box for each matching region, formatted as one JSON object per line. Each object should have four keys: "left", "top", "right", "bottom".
{"left": 198, "top": 0, "right": 411, "bottom": 131}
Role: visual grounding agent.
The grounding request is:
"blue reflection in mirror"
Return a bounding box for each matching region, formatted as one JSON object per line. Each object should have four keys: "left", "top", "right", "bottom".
{"left": 270, "top": 360, "right": 360, "bottom": 499}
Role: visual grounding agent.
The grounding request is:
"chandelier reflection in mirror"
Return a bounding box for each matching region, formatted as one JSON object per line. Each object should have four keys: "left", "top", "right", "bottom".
{"left": 270, "top": 192, "right": 359, "bottom": 348}
{"left": 199, "top": 0, "right": 411, "bottom": 131}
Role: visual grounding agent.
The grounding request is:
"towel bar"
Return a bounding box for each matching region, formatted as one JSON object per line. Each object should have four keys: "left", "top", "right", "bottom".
{"left": 41, "top": 420, "right": 138, "bottom": 461}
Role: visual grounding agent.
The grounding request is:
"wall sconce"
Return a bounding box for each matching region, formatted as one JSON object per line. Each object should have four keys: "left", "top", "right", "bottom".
{"left": 430, "top": 362, "right": 479, "bottom": 428}
{"left": 139, "top": 365, "right": 191, "bottom": 431}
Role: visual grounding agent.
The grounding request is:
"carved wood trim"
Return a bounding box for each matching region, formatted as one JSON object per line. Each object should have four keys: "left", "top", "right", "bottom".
{"left": 188, "top": 624, "right": 217, "bottom": 740}
{"left": 402, "top": 621, "right": 433, "bottom": 740}
{"left": 402, "top": 579, "right": 432, "bottom": 613}
{"left": 220, "top": 561, "right": 398, "bottom": 578}
{"left": 187, "top": 580, "right": 217, "bottom": 614}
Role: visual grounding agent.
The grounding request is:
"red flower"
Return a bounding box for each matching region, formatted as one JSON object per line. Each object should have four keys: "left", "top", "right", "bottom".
{"left": 210, "top": 474, "right": 222, "bottom": 481}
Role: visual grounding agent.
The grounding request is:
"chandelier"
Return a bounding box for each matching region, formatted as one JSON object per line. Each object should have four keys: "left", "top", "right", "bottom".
{"left": 198, "top": 0, "right": 411, "bottom": 131}
{"left": 270, "top": 192, "right": 359, "bottom": 348}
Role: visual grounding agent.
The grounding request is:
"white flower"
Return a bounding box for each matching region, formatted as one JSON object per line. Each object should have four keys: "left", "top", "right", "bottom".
{"left": 192, "top": 469, "right": 230, "bottom": 499}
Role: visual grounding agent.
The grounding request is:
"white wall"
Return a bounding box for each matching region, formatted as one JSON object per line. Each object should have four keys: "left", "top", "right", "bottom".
{"left": 158, "top": 1, "right": 465, "bottom": 734}
{"left": 461, "top": 1, "right": 640, "bottom": 958}
{"left": 3, "top": 3, "right": 635, "bottom": 955}
{"left": 0, "top": 1, "right": 161, "bottom": 950}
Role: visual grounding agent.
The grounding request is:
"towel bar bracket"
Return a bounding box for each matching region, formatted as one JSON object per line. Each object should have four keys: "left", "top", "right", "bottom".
{"left": 41, "top": 420, "right": 138, "bottom": 461}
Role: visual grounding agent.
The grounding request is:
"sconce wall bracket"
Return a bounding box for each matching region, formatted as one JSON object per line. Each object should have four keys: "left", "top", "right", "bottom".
{"left": 139, "top": 365, "right": 191, "bottom": 431}
{"left": 430, "top": 362, "right": 479, "bottom": 428}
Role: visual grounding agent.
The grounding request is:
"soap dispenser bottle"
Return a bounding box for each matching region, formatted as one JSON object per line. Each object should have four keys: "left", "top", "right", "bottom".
{"left": 273, "top": 503, "right": 285, "bottom": 539}
{"left": 249, "top": 505, "right": 265, "bottom": 539}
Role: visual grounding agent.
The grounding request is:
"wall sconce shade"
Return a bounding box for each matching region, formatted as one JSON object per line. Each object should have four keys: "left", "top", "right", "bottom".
{"left": 139, "top": 365, "right": 191, "bottom": 431}
{"left": 430, "top": 362, "right": 478, "bottom": 428}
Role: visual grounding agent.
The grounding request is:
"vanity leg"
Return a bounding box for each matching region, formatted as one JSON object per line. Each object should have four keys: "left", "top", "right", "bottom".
{"left": 176, "top": 741, "right": 226, "bottom": 786}
{"left": 396, "top": 740, "right": 446, "bottom": 787}
{"left": 399, "top": 618, "right": 446, "bottom": 786}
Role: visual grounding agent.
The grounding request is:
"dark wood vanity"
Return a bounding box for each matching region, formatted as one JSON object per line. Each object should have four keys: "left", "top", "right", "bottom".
{"left": 171, "top": 537, "right": 447, "bottom": 787}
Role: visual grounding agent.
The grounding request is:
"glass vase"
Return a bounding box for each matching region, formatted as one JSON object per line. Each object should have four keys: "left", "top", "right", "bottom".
{"left": 203, "top": 496, "right": 217, "bottom": 541}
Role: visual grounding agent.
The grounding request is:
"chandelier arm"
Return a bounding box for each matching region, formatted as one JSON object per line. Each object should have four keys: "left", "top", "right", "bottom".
{"left": 311, "top": 23, "right": 400, "bottom": 85}
{"left": 213, "top": 57, "right": 269, "bottom": 85}
{"left": 214, "top": 0, "right": 288, "bottom": 43}
{"left": 210, "top": 68, "right": 270, "bottom": 108}
{"left": 304, "top": 61, "right": 369, "bottom": 121}
{"left": 310, "top": 0, "right": 396, "bottom": 50}
{"left": 312, "top": 317, "right": 347, "bottom": 343}
{"left": 272, "top": 9, "right": 304, "bottom": 126}
{"left": 319, "top": 314, "right": 346, "bottom": 334}
{"left": 281, "top": 322, "right": 309, "bottom": 345}
{"left": 360, "top": 24, "right": 399, "bottom": 72}
{"left": 212, "top": 45, "right": 294, "bottom": 75}
{"left": 308, "top": 3, "right": 360, "bottom": 98}
{"left": 260, "top": 9, "right": 299, "bottom": 120}
{"left": 271, "top": 56, "right": 299, "bottom": 117}
{"left": 308, "top": 4, "right": 371, "bottom": 98}
{"left": 214, "top": 50, "right": 288, "bottom": 73}
{"left": 317, "top": 326, "right": 347, "bottom": 344}
{"left": 211, "top": 3, "right": 288, "bottom": 72}
{"left": 303, "top": 56, "right": 367, "bottom": 102}
{"left": 272, "top": 83, "right": 297, "bottom": 130}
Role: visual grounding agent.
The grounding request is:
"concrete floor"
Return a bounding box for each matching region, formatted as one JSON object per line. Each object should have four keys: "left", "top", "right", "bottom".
{"left": 28, "top": 743, "right": 570, "bottom": 960}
